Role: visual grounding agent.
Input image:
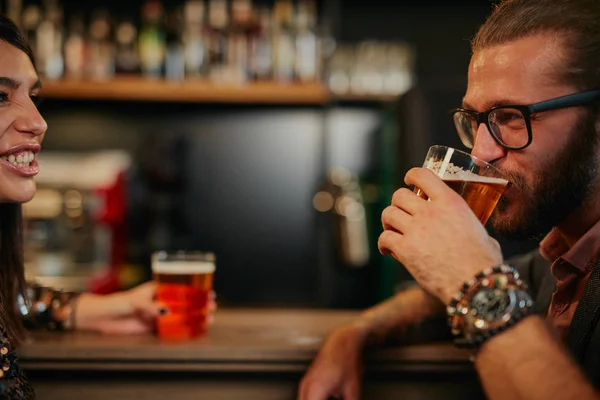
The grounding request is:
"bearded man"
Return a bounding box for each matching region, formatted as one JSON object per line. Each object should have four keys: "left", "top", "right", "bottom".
{"left": 299, "top": 1, "right": 600, "bottom": 399}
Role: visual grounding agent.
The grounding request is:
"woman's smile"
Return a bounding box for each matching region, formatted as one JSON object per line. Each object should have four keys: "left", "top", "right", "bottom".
{"left": 0, "top": 143, "right": 40, "bottom": 178}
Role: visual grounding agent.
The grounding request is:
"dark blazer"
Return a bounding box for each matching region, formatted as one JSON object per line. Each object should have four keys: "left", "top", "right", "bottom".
{"left": 511, "top": 249, "right": 600, "bottom": 389}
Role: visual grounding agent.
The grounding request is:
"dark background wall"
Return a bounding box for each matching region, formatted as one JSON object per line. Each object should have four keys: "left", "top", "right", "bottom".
{"left": 34, "top": 0, "right": 538, "bottom": 307}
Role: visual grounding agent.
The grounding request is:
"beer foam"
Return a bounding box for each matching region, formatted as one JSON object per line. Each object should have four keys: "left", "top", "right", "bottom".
{"left": 152, "top": 261, "right": 216, "bottom": 274}
{"left": 425, "top": 160, "right": 508, "bottom": 185}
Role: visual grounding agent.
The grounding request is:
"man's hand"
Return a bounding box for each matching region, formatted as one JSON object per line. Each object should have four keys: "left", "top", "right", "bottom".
{"left": 75, "top": 282, "right": 217, "bottom": 335}
{"left": 378, "top": 167, "right": 503, "bottom": 304}
{"left": 298, "top": 324, "right": 366, "bottom": 400}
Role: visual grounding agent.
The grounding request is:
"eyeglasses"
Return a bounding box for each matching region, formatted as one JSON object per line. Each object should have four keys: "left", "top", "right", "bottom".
{"left": 451, "top": 89, "right": 600, "bottom": 151}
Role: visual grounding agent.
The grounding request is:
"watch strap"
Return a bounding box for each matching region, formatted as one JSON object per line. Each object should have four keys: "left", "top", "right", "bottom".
{"left": 447, "top": 265, "right": 533, "bottom": 349}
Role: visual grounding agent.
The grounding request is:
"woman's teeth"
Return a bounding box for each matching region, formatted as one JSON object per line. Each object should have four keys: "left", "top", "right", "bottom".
{"left": 1, "top": 151, "right": 35, "bottom": 167}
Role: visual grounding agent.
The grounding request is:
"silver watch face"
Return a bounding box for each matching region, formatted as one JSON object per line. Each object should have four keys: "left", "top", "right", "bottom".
{"left": 471, "top": 288, "right": 511, "bottom": 322}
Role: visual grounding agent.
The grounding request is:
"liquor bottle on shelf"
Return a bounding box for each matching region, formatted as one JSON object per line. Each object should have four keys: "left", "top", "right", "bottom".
{"left": 207, "top": 0, "right": 229, "bottom": 83}
{"left": 21, "top": 4, "right": 42, "bottom": 61}
{"left": 249, "top": 5, "right": 273, "bottom": 81}
{"left": 272, "top": 0, "right": 296, "bottom": 83}
{"left": 294, "top": 0, "right": 319, "bottom": 82}
{"left": 63, "top": 14, "right": 86, "bottom": 79}
{"left": 9, "top": 0, "right": 329, "bottom": 87}
{"left": 228, "top": 0, "right": 254, "bottom": 83}
{"left": 139, "top": 0, "right": 166, "bottom": 79}
{"left": 165, "top": 6, "right": 185, "bottom": 82}
{"left": 182, "top": 0, "right": 207, "bottom": 78}
{"left": 115, "top": 18, "right": 141, "bottom": 75}
{"left": 36, "top": 0, "right": 64, "bottom": 80}
{"left": 7, "top": 0, "right": 22, "bottom": 30}
{"left": 231, "top": 0, "right": 253, "bottom": 28}
{"left": 87, "top": 9, "right": 115, "bottom": 81}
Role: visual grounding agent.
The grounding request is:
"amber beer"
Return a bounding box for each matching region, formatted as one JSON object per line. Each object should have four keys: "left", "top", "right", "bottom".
{"left": 415, "top": 175, "right": 507, "bottom": 225}
{"left": 152, "top": 252, "right": 215, "bottom": 339}
{"left": 417, "top": 146, "right": 509, "bottom": 225}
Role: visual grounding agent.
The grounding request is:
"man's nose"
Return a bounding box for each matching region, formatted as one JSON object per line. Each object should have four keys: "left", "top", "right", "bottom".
{"left": 12, "top": 100, "right": 47, "bottom": 137}
{"left": 470, "top": 123, "right": 507, "bottom": 164}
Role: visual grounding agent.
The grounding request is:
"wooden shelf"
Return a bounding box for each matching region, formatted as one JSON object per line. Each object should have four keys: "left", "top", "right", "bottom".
{"left": 40, "top": 76, "right": 330, "bottom": 105}
{"left": 39, "top": 76, "right": 398, "bottom": 105}
{"left": 331, "top": 92, "right": 400, "bottom": 103}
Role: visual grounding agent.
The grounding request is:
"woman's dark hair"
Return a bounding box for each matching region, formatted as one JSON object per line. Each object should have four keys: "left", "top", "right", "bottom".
{"left": 0, "top": 15, "right": 37, "bottom": 345}
{"left": 0, "top": 15, "right": 34, "bottom": 65}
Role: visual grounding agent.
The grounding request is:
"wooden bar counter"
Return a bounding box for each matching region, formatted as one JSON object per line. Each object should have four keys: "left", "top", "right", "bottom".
{"left": 18, "top": 309, "right": 484, "bottom": 400}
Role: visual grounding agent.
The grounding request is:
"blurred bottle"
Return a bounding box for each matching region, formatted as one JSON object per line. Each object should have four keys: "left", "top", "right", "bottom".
{"left": 165, "top": 7, "right": 185, "bottom": 82}
{"left": 207, "top": 0, "right": 229, "bottom": 83}
{"left": 10, "top": 0, "right": 328, "bottom": 85}
{"left": 64, "top": 14, "right": 86, "bottom": 79}
{"left": 326, "top": 44, "right": 353, "bottom": 96}
{"left": 313, "top": 167, "right": 373, "bottom": 308}
{"left": 115, "top": 18, "right": 141, "bottom": 75}
{"left": 383, "top": 43, "right": 415, "bottom": 95}
{"left": 249, "top": 5, "right": 272, "bottom": 81}
{"left": 294, "top": 0, "right": 319, "bottom": 82}
{"left": 7, "top": 0, "right": 22, "bottom": 30}
{"left": 272, "top": 0, "right": 295, "bottom": 82}
{"left": 228, "top": 0, "right": 253, "bottom": 83}
{"left": 183, "top": 0, "right": 208, "bottom": 78}
{"left": 231, "top": 0, "right": 254, "bottom": 27}
{"left": 21, "top": 5, "right": 42, "bottom": 57}
{"left": 330, "top": 168, "right": 370, "bottom": 268}
{"left": 87, "top": 9, "right": 115, "bottom": 81}
{"left": 36, "top": 0, "right": 64, "bottom": 80}
{"left": 139, "top": 0, "right": 166, "bottom": 79}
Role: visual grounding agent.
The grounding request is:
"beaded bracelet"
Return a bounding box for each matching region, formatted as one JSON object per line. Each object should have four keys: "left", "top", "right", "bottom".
{"left": 19, "top": 284, "right": 82, "bottom": 332}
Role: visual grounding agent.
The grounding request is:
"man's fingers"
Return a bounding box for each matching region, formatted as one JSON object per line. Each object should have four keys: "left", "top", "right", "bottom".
{"left": 391, "top": 187, "right": 426, "bottom": 215}
{"left": 489, "top": 237, "right": 501, "bottom": 252}
{"left": 381, "top": 206, "right": 411, "bottom": 234}
{"left": 378, "top": 229, "right": 403, "bottom": 257}
{"left": 404, "top": 167, "right": 449, "bottom": 201}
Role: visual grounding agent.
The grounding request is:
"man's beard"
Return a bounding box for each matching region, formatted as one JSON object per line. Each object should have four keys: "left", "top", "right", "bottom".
{"left": 489, "top": 112, "right": 600, "bottom": 240}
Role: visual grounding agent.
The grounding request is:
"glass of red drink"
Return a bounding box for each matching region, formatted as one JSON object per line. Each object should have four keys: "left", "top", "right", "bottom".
{"left": 152, "top": 251, "right": 215, "bottom": 340}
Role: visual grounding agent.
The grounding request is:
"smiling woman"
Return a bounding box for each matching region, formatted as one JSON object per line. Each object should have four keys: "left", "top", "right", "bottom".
{"left": 0, "top": 15, "right": 200, "bottom": 400}
{"left": 0, "top": 15, "right": 45, "bottom": 400}
{"left": 0, "top": 13, "right": 44, "bottom": 334}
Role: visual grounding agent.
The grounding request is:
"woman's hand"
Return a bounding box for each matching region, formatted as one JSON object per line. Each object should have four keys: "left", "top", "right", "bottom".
{"left": 74, "top": 281, "right": 217, "bottom": 335}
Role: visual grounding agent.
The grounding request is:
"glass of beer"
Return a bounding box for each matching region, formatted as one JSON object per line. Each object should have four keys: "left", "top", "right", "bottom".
{"left": 152, "top": 251, "right": 215, "bottom": 340}
{"left": 416, "top": 145, "right": 508, "bottom": 225}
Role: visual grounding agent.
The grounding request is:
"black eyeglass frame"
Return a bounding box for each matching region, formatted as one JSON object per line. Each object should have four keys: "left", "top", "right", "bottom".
{"left": 451, "top": 89, "right": 600, "bottom": 151}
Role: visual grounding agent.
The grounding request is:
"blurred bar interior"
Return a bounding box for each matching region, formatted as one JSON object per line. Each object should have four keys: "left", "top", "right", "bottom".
{"left": 9, "top": 0, "right": 538, "bottom": 310}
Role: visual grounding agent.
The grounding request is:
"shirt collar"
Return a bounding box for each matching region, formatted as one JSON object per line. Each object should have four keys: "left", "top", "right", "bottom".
{"left": 540, "top": 219, "right": 600, "bottom": 273}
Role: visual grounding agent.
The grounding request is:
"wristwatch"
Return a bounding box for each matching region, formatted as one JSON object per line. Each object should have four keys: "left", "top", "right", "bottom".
{"left": 447, "top": 265, "right": 534, "bottom": 349}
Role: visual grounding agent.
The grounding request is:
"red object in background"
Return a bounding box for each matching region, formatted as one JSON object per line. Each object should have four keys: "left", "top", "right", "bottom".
{"left": 88, "top": 171, "right": 128, "bottom": 295}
